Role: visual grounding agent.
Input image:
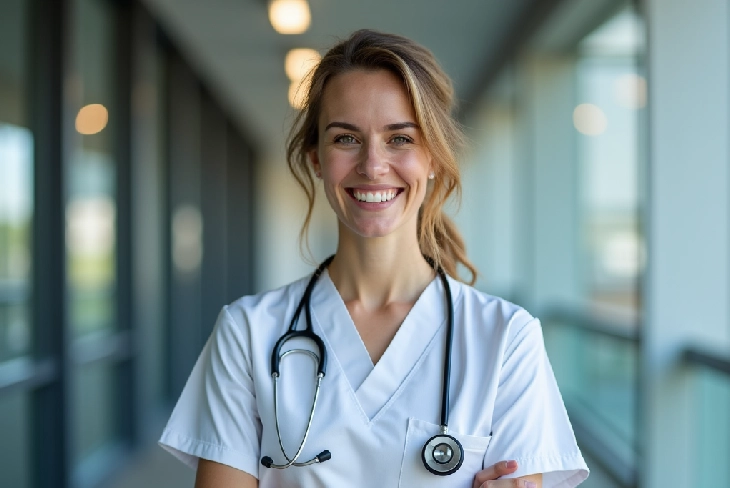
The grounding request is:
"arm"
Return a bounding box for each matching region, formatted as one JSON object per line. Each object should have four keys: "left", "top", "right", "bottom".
{"left": 195, "top": 459, "right": 258, "bottom": 488}
{"left": 473, "top": 461, "right": 542, "bottom": 488}
{"left": 482, "top": 317, "right": 587, "bottom": 485}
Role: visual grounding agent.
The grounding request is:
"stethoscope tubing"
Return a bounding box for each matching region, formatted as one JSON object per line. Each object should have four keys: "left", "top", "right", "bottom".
{"left": 271, "top": 351, "right": 324, "bottom": 468}
{"left": 262, "top": 255, "right": 457, "bottom": 472}
{"left": 438, "top": 266, "right": 455, "bottom": 431}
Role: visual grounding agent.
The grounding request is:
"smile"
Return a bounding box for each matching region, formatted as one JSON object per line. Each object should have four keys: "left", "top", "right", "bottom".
{"left": 348, "top": 188, "right": 402, "bottom": 203}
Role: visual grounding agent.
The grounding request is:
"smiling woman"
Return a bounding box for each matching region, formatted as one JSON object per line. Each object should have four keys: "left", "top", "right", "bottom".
{"left": 159, "top": 29, "right": 589, "bottom": 488}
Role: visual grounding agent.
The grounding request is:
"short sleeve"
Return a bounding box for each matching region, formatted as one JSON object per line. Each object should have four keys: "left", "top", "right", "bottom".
{"left": 483, "top": 318, "right": 589, "bottom": 487}
{"left": 159, "top": 306, "right": 262, "bottom": 478}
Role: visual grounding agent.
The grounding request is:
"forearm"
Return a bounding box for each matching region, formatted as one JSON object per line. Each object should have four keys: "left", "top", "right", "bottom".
{"left": 195, "top": 458, "right": 258, "bottom": 488}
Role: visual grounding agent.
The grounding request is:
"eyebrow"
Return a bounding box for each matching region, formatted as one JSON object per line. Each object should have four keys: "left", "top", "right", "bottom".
{"left": 324, "top": 121, "right": 420, "bottom": 132}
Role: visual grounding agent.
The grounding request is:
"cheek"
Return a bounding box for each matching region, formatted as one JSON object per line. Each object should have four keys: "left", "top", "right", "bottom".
{"left": 321, "top": 149, "right": 356, "bottom": 178}
{"left": 320, "top": 157, "right": 352, "bottom": 207}
{"left": 398, "top": 156, "right": 431, "bottom": 188}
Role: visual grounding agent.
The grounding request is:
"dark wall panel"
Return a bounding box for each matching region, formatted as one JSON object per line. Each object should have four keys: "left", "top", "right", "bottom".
{"left": 201, "top": 93, "right": 229, "bottom": 339}
{"left": 166, "top": 54, "right": 203, "bottom": 399}
{"left": 226, "top": 129, "right": 256, "bottom": 301}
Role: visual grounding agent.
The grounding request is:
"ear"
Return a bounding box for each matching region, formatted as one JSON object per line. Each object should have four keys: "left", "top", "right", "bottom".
{"left": 308, "top": 148, "right": 321, "bottom": 175}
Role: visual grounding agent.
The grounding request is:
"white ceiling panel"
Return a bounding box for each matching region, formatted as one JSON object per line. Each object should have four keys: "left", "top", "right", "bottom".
{"left": 142, "top": 0, "right": 533, "bottom": 151}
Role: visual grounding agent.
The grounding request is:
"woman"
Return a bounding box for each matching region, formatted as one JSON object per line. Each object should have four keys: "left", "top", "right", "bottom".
{"left": 160, "top": 30, "right": 589, "bottom": 488}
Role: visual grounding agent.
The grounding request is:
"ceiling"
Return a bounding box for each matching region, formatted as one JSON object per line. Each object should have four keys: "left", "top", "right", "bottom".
{"left": 142, "top": 0, "right": 535, "bottom": 156}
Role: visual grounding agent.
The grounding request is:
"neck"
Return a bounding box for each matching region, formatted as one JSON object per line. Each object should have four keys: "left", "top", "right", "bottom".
{"left": 328, "top": 224, "right": 435, "bottom": 309}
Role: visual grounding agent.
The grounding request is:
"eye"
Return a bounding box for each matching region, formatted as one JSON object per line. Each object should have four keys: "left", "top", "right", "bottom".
{"left": 334, "top": 134, "right": 358, "bottom": 145}
{"left": 390, "top": 135, "right": 414, "bottom": 145}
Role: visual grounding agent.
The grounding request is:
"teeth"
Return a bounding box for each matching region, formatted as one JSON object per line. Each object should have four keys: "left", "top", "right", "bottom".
{"left": 353, "top": 190, "right": 397, "bottom": 203}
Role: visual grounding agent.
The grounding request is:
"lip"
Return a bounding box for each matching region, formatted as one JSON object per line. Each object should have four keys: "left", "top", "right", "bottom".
{"left": 347, "top": 184, "right": 403, "bottom": 191}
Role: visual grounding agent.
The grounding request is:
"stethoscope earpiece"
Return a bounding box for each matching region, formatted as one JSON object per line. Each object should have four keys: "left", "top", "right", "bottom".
{"left": 421, "top": 433, "right": 464, "bottom": 476}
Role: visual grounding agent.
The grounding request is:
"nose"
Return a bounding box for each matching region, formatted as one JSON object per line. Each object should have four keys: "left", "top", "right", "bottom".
{"left": 356, "top": 141, "right": 389, "bottom": 180}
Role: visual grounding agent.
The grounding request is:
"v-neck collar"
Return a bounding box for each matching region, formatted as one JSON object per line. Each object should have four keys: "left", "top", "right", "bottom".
{"left": 309, "top": 270, "right": 453, "bottom": 421}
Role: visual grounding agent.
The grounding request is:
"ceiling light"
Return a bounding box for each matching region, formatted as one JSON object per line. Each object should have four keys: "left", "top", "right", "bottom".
{"left": 285, "top": 48, "right": 320, "bottom": 81}
{"left": 573, "top": 103, "right": 607, "bottom": 136}
{"left": 269, "top": 0, "right": 311, "bottom": 35}
{"left": 75, "top": 104, "right": 108, "bottom": 135}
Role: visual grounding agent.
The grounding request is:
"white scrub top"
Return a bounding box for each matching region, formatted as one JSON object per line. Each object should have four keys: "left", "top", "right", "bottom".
{"left": 160, "top": 271, "right": 589, "bottom": 487}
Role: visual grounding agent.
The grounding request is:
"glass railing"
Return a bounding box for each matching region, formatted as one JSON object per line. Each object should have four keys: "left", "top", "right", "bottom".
{"left": 684, "top": 347, "right": 730, "bottom": 487}
{"left": 542, "top": 311, "right": 639, "bottom": 488}
{"left": 543, "top": 312, "right": 730, "bottom": 488}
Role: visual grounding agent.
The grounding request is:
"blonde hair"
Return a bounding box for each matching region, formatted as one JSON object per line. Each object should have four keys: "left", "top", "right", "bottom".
{"left": 286, "top": 29, "right": 477, "bottom": 284}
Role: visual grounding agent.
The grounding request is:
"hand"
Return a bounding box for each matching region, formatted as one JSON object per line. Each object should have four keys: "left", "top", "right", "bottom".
{"left": 472, "top": 460, "right": 538, "bottom": 488}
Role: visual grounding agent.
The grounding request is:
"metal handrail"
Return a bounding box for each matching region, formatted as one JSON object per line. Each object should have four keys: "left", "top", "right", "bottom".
{"left": 546, "top": 310, "right": 730, "bottom": 377}
{"left": 0, "top": 330, "right": 133, "bottom": 396}
{"left": 0, "top": 357, "right": 57, "bottom": 395}
{"left": 542, "top": 308, "right": 640, "bottom": 343}
{"left": 683, "top": 346, "right": 730, "bottom": 376}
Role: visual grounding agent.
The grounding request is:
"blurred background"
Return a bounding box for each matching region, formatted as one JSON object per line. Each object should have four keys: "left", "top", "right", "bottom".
{"left": 1, "top": 0, "right": 728, "bottom": 487}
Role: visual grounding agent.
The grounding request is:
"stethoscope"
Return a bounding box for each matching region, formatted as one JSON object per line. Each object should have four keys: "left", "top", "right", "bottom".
{"left": 261, "top": 255, "right": 464, "bottom": 476}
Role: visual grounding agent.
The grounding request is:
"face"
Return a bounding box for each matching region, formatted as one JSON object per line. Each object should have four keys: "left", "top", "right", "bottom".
{"left": 310, "top": 69, "right": 433, "bottom": 241}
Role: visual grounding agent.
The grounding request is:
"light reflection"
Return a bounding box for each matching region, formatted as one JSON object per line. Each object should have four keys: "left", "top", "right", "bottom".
{"left": 269, "top": 0, "right": 311, "bottom": 35}
{"left": 75, "top": 104, "right": 109, "bottom": 135}
{"left": 601, "top": 231, "right": 644, "bottom": 278}
{"left": 67, "top": 198, "right": 115, "bottom": 257}
{"left": 172, "top": 205, "right": 203, "bottom": 273}
{"left": 0, "top": 124, "right": 33, "bottom": 282}
{"left": 573, "top": 103, "right": 607, "bottom": 135}
{"left": 66, "top": 196, "right": 115, "bottom": 288}
{"left": 614, "top": 74, "right": 647, "bottom": 109}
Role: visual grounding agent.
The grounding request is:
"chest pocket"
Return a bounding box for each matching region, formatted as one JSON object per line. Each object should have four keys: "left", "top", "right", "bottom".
{"left": 398, "top": 418, "right": 491, "bottom": 488}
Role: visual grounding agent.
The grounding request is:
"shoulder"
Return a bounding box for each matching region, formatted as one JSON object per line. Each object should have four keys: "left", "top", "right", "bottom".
{"left": 448, "top": 277, "right": 539, "bottom": 348}
{"left": 224, "top": 275, "right": 310, "bottom": 325}
{"left": 210, "top": 274, "right": 312, "bottom": 347}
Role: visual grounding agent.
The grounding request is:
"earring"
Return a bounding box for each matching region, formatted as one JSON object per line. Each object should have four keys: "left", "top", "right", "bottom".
{"left": 428, "top": 172, "right": 435, "bottom": 180}
{"left": 315, "top": 171, "right": 322, "bottom": 179}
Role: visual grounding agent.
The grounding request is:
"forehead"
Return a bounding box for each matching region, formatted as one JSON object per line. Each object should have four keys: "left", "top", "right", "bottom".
{"left": 318, "top": 69, "right": 417, "bottom": 126}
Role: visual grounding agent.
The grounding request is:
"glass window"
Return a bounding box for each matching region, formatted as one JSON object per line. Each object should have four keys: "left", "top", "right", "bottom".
{"left": 695, "top": 368, "right": 730, "bottom": 486}
{"left": 0, "top": 3, "right": 33, "bottom": 487}
{"left": 73, "top": 363, "right": 118, "bottom": 464}
{"left": 0, "top": 0, "right": 33, "bottom": 363}
{"left": 575, "top": 7, "right": 646, "bottom": 323}
{"left": 0, "top": 392, "right": 31, "bottom": 488}
{"left": 69, "top": 0, "right": 122, "bottom": 473}
{"left": 131, "top": 26, "right": 168, "bottom": 412}
{"left": 68, "top": 0, "right": 118, "bottom": 338}
{"left": 543, "top": 3, "right": 646, "bottom": 478}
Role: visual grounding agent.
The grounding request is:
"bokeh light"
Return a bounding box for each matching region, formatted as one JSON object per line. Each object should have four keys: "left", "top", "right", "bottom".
{"left": 75, "top": 104, "right": 109, "bottom": 135}
{"left": 614, "top": 73, "right": 647, "bottom": 109}
{"left": 269, "top": 0, "right": 311, "bottom": 35}
{"left": 573, "top": 103, "right": 608, "bottom": 135}
{"left": 285, "top": 48, "right": 320, "bottom": 81}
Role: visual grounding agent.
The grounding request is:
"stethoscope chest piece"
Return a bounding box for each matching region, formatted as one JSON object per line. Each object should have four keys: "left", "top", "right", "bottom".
{"left": 421, "top": 433, "right": 464, "bottom": 476}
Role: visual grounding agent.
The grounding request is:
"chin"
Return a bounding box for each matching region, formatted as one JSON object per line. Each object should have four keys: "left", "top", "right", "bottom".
{"left": 342, "top": 220, "right": 398, "bottom": 239}
{"left": 353, "top": 227, "right": 394, "bottom": 239}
